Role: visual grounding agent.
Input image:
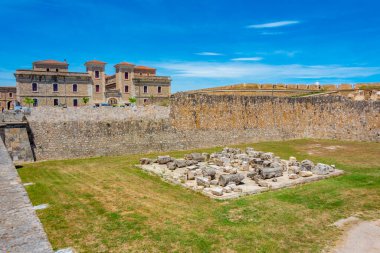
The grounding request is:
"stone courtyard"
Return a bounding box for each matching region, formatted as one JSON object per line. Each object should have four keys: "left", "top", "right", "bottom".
{"left": 139, "top": 147, "right": 344, "bottom": 199}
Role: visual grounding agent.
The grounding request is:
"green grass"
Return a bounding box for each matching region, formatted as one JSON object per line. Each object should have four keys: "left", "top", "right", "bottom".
{"left": 18, "top": 139, "right": 380, "bottom": 252}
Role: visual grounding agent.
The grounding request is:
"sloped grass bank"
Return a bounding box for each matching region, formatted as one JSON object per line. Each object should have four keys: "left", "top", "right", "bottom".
{"left": 18, "top": 139, "right": 380, "bottom": 252}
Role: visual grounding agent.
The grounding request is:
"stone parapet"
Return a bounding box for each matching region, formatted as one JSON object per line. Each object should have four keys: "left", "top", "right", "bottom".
{"left": 0, "top": 138, "right": 52, "bottom": 252}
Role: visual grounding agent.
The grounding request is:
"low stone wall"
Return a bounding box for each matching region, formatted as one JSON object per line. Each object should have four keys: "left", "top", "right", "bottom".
{"left": 27, "top": 94, "right": 379, "bottom": 161}
{"left": 27, "top": 105, "right": 170, "bottom": 122}
{"left": 0, "top": 111, "right": 26, "bottom": 123}
{"left": 0, "top": 138, "right": 52, "bottom": 252}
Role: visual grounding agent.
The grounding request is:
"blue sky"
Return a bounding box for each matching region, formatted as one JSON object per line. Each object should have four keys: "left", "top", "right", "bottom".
{"left": 1, "top": 0, "right": 380, "bottom": 92}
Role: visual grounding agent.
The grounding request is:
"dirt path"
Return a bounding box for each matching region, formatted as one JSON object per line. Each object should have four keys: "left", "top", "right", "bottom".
{"left": 332, "top": 219, "right": 380, "bottom": 253}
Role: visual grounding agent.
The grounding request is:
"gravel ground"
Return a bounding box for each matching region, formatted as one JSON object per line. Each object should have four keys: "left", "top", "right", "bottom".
{"left": 332, "top": 219, "right": 380, "bottom": 253}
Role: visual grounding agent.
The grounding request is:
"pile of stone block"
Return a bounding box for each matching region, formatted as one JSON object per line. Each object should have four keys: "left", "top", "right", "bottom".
{"left": 139, "top": 147, "right": 340, "bottom": 199}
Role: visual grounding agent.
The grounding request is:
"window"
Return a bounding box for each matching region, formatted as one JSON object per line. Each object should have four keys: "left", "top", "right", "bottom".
{"left": 53, "top": 98, "right": 59, "bottom": 106}
{"left": 143, "top": 99, "right": 148, "bottom": 103}
{"left": 95, "top": 70, "right": 100, "bottom": 79}
{"left": 53, "top": 83, "right": 58, "bottom": 92}
{"left": 33, "top": 98, "right": 38, "bottom": 107}
{"left": 139, "top": 73, "right": 142, "bottom": 76}
{"left": 9, "top": 93, "right": 13, "bottom": 98}
{"left": 46, "top": 68, "right": 50, "bottom": 72}
{"left": 124, "top": 85, "right": 129, "bottom": 93}
{"left": 124, "top": 72, "right": 129, "bottom": 79}
{"left": 95, "top": 85, "right": 100, "bottom": 93}
{"left": 143, "top": 86, "right": 148, "bottom": 93}
{"left": 56, "top": 68, "right": 59, "bottom": 72}
{"left": 32, "top": 83, "right": 38, "bottom": 92}
{"left": 73, "top": 84, "right": 78, "bottom": 92}
{"left": 158, "top": 86, "right": 162, "bottom": 94}
{"left": 73, "top": 99, "right": 78, "bottom": 107}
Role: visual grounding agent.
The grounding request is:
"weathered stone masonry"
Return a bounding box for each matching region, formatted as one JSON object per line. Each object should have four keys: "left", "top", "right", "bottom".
{"left": 28, "top": 94, "right": 379, "bottom": 161}
{"left": 0, "top": 138, "right": 53, "bottom": 252}
{"left": 170, "top": 94, "right": 380, "bottom": 141}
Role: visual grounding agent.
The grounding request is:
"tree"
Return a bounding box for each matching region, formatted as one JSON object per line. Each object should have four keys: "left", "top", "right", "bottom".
{"left": 82, "top": 97, "right": 90, "bottom": 105}
{"left": 128, "top": 97, "right": 137, "bottom": 104}
{"left": 23, "top": 97, "right": 34, "bottom": 108}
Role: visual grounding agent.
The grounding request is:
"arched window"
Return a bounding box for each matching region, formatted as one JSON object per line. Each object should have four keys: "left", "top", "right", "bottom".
{"left": 72, "top": 84, "right": 78, "bottom": 92}
{"left": 53, "top": 83, "right": 58, "bottom": 92}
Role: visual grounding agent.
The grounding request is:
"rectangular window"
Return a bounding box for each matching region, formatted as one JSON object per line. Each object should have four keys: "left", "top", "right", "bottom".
{"left": 56, "top": 68, "right": 59, "bottom": 72}
{"left": 95, "top": 85, "right": 100, "bottom": 93}
{"left": 158, "top": 86, "right": 162, "bottom": 94}
{"left": 32, "top": 83, "right": 38, "bottom": 92}
{"left": 124, "top": 72, "right": 129, "bottom": 79}
{"left": 9, "top": 93, "right": 13, "bottom": 98}
{"left": 53, "top": 98, "right": 59, "bottom": 106}
{"left": 124, "top": 85, "right": 129, "bottom": 93}
{"left": 73, "top": 84, "right": 78, "bottom": 92}
{"left": 95, "top": 70, "right": 100, "bottom": 79}
{"left": 46, "top": 68, "right": 50, "bottom": 72}
{"left": 143, "top": 86, "right": 148, "bottom": 93}
{"left": 143, "top": 99, "right": 148, "bottom": 103}
{"left": 53, "top": 83, "right": 58, "bottom": 92}
{"left": 73, "top": 99, "right": 78, "bottom": 107}
{"left": 33, "top": 98, "right": 38, "bottom": 107}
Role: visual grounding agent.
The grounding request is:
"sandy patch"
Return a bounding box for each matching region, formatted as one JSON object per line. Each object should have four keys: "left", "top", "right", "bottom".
{"left": 331, "top": 219, "right": 380, "bottom": 253}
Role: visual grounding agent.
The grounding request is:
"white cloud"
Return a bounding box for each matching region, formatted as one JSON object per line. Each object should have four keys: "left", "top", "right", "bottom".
{"left": 157, "top": 61, "right": 380, "bottom": 80}
{"left": 247, "top": 20, "right": 300, "bottom": 29}
{"left": 231, "top": 57, "right": 263, "bottom": 61}
{"left": 195, "top": 52, "right": 223, "bottom": 56}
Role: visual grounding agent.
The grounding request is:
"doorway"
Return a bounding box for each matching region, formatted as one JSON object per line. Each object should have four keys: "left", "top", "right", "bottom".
{"left": 108, "top": 98, "right": 118, "bottom": 106}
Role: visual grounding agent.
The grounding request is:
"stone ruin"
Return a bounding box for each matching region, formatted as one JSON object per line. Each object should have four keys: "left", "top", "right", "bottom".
{"left": 138, "top": 147, "right": 344, "bottom": 199}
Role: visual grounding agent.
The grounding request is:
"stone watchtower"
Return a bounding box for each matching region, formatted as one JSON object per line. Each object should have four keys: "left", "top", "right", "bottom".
{"left": 114, "top": 62, "right": 136, "bottom": 100}
{"left": 85, "top": 60, "right": 106, "bottom": 105}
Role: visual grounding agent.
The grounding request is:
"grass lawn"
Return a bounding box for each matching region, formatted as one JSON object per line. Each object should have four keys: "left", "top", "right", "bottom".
{"left": 18, "top": 139, "right": 380, "bottom": 252}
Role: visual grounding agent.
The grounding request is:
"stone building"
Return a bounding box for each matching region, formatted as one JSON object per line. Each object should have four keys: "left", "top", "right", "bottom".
{"left": 88, "top": 61, "right": 171, "bottom": 106}
{"left": 13, "top": 59, "right": 171, "bottom": 107}
{"left": 0, "top": 87, "right": 16, "bottom": 110}
{"left": 15, "top": 60, "right": 92, "bottom": 107}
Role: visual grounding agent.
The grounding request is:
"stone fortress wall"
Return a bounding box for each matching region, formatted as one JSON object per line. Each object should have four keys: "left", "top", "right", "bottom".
{"left": 192, "top": 82, "right": 380, "bottom": 92}
{"left": 25, "top": 93, "right": 379, "bottom": 161}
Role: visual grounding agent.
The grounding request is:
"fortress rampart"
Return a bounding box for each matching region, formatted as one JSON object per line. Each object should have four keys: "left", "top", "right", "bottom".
{"left": 21, "top": 94, "right": 379, "bottom": 161}
{"left": 191, "top": 82, "right": 380, "bottom": 92}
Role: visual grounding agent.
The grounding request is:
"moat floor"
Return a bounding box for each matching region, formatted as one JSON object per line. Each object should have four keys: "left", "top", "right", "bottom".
{"left": 18, "top": 139, "right": 380, "bottom": 252}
